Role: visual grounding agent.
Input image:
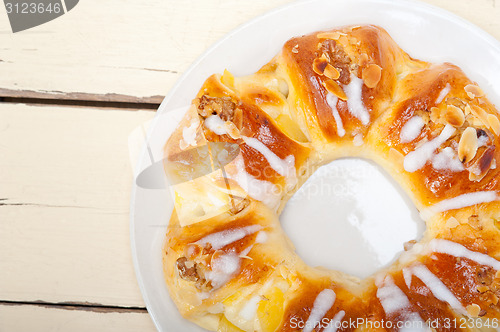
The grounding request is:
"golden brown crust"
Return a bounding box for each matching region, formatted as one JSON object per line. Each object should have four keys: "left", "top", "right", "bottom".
{"left": 162, "top": 24, "right": 500, "bottom": 331}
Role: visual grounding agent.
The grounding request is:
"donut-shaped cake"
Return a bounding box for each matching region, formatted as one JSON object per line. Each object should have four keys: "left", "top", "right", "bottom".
{"left": 162, "top": 25, "right": 500, "bottom": 331}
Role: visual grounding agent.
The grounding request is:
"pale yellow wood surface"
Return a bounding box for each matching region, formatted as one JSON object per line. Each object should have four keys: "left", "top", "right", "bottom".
{"left": 0, "top": 103, "right": 154, "bottom": 307}
{"left": 0, "top": 1, "right": 499, "bottom": 331}
{"left": 0, "top": 304, "right": 155, "bottom": 332}
{"left": 0, "top": 0, "right": 498, "bottom": 103}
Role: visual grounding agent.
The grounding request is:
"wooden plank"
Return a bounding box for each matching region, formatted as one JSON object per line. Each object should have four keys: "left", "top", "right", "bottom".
{"left": 0, "top": 0, "right": 291, "bottom": 102}
{"left": 0, "top": 103, "right": 155, "bottom": 306}
{"left": 2, "top": 0, "right": 494, "bottom": 103}
{"left": 0, "top": 304, "right": 156, "bottom": 332}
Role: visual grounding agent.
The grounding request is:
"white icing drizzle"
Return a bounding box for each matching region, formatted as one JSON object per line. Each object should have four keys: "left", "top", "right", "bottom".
{"left": 196, "top": 225, "right": 262, "bottom": 250}
{"left": 205, "top": 253, "right": 241, "bottom": 289}
{"left": 232, "top": 156, "right": 281, "bottom": 210}
{"left": 204, "top": 115, "right": 227, "bottom": 135}
{"left": 404, "top": 124, "right": 456, "bottom": 172}
{"left": 375, "top": 275, "right": 429, "bottom": 331}
{"left": 431, "top": 147, "right": 464, "bottom": 172}
{"left": 435, "top": 83, "right": 451, "bottom": 105}
{"left": 239, "top": 295, "right": 261, "bottom": 320}
{"left": 428, "top": 239, "right": 500, "bottom": 270}
{"left": 242, "top": 136, "right": 296, "bottom": 179}
{"left": 403, "top": 268, "right": 413, "bottom": 289}
{"left": 326, "top": 92, "right": 346, "bottom": 137}
{"left": 420, "top": 191, "right": 498, "bottom": 219}
{"left": 478, "top": 134, "right": 489, "bottom": 147}
{"left": 303, "top": 289, "right": 336, "bottom": 332}
{"left": 182, "top": 120, "right": 199, "bottom": 147}
{"left": 323, "top": 310, "right": 345, "bottom": 332}
{"left": 375, "top": 275, "right": 412, "bottom": 314}
{"left": 409, "top": 264, "right": 465, "bottom": 314}
{"left": 400, "top": 116, "right": 425, "bottom": 143}
{"left": 255, "top": 231, "right": 268, "bottom": 243}
{"left": 344, "top": 75, "right": 370, "bottom": 125}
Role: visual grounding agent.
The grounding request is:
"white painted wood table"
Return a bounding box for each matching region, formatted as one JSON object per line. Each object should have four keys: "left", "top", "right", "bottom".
{"left": 0, "top": 0, "right": 498, "bottom": 331}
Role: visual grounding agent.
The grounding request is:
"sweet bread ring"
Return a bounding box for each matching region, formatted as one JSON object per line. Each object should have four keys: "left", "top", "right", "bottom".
{"left": 162, "top": 25, "right": 500, "bottom": 331}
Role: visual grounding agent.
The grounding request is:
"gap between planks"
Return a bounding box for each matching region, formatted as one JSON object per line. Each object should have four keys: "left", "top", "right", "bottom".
{"left": 0, "top": 300, "right": 147, "bottom": 314}
{"left": 0, "top": 96, "right": 159, "bottom": 111}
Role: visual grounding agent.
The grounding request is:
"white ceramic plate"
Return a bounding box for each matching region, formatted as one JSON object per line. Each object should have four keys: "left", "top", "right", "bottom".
{"left": 130, "top": 0, "right": 500, "bottom": 331}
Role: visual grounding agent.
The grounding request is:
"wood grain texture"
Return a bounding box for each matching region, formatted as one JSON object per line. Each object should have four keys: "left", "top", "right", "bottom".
{"left": 0, "top": 304, "right": 155, "bottom": 332}
{"left": 0, "top": 1, "right": 499, "bottom": 331}
{"left": 1, "top": 0, "right": 495, "bottom": 103}
{"left": 0, "top": 103, "right": 154, "bottom": 306}
{"left": 0, "top": 0, "right": 291, "bottom": 102}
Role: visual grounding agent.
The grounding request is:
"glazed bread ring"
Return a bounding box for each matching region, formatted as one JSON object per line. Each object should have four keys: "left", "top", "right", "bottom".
{"left": 162, "top": 25, "right": 500, "bottom": 331}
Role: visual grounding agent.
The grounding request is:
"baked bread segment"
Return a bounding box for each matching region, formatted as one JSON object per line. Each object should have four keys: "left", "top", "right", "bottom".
{"left": 280, "top": 25, "right": 416, "bottom": 144}
{"left": 162, "top": 24, "right": 500, "bottom": 331}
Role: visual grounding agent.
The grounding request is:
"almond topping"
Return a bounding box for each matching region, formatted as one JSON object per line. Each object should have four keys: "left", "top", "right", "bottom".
{"left": 466, "top": 304, "right": 481, "bottom": 317}
{"left": 445, "top": 105, "right": 465, "bottom": 127}
{"left": 470, "top": 104, "right": 489, "bottom": 125}
{"left": 458, "top": 127, "right": 478, "bottom": 163}
{"left": 224, "top": 121, "right": 241, "bottom": 139}
{"left": 495, "top": 270, "right": 500, "bottom": 280}
{"left": 323, "top": 79, "right": 348, "bottom": 100}
{"left": 445, "top": 217, "right": 459, "bottom": 229}
{"left": 291, "top": 44, "right": 299, "bottom": 54}
{"left": 312, "top": 56, "right": 329, "bottom": 75}
{"left": 316, "top": 31, "right": 343, "bottom": 40}
{"left": 232, "top": 108, "right": 243, "bottom": 130}
{"left": 464, "top": 84, "right": 485, "bottom": 99}
{"left": 359, "top": 53, "right": 369, "bottom": 67}
{"left": 221, "top": 69, "right": 235, "bottom": 88}
{"left": 477, "top": 285, "right": 489, "bottom": 293}
{"left": 487, "top": 114, "right": 500, "bottom": 135}
{"left": 468, "top": 146, "right": 495, "bottom": 182}
{"left": 362, "top": 64, "right": 382, "bottom": 88}
{"left": 338, "top": 35, "right": 349, "bottom": 45}
{"left": 323, "top": 64, "right": 340, "bottom": 80}
{"left": 430, "top": 106, "right": 442, "bottom": 123}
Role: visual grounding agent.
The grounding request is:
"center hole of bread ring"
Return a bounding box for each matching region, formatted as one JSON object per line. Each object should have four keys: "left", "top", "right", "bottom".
{"left": 280, "top": 158, "right": 425, "bottom": 278}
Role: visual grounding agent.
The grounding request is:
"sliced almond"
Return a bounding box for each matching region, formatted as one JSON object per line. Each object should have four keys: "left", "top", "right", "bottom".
{"left": 477, "top": 285, "right": 489, "bottom": 293}
{"left": 487, "top": 114, "right": 500, "bottom": 135}
{"left": 445, "top": 104, "right": 465, "bottom": 127}
{"left": 324, "top": 64, "right": 340, "bottom": 80}
{"left": 468, "top": 146, "right": 495, "bottom": 182}
{"left": 464, "top": 84, "right": 485, "bottom": 99}
{"left": 362, "top": 64, "right": 382, "bottom": 88}
{"left": 316, "top": 31, "right": 343, "bottom": 40}
{"left": 224, "top": 121, "right": 241, "bottom": 139}
{"left": 338, "top": 35, "right": 349, "bottom": 45}
{"left": 466, "top": 304, "right": 481, "bottom": 317}
{"left": 430, "top": 106, "right": 442, "bottom": 123}
{"left": 359, "top": 53, "right": 369, "bottom": 67}
{"left": 221, "top": 69, "right": 235, "bottom": 88}
{"left": 312, "top": 56, "right": 329, "bottom": 75}
{"left": 458, "top": 127, "right": 478, "bottom": 163}
{"left": 470, "top": 104, "right": 489, "bottom": 125}
{"left": 323, "top": 79, "right": 348, "bottom": 100}
{"left": 233, "top": 108, "right": 243, "bottom": 130}
{"left": 445, "top": 217, "right": 459, "bottom": 229}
